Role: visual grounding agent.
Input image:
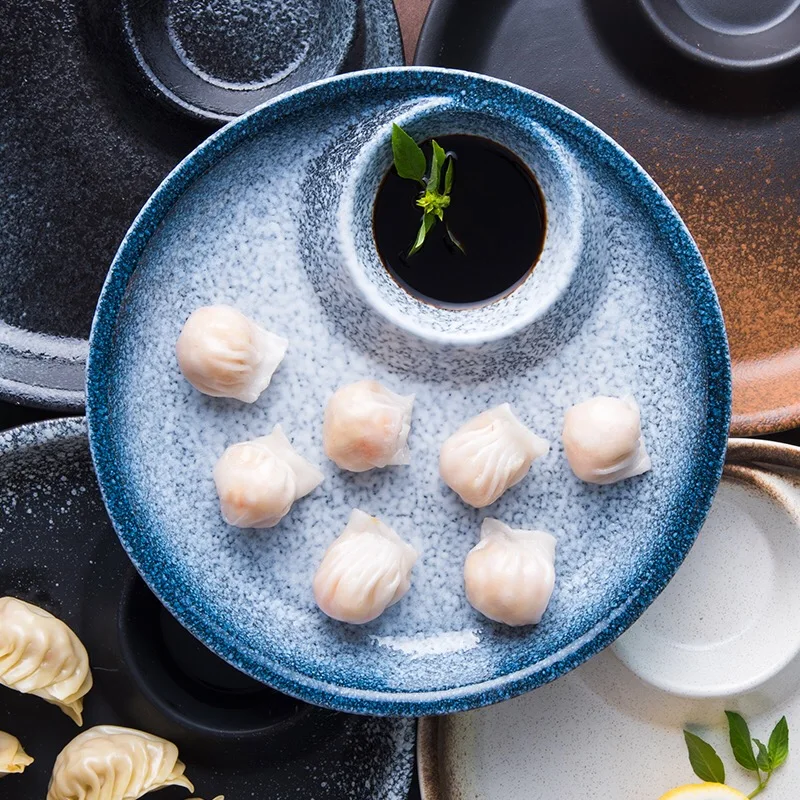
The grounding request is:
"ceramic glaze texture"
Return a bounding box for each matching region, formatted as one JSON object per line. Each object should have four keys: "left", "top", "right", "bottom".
{"left": 88, "top": 68, "right": 730, "bottom": 715}
{"left": 415, "top": 1, "right": 800, "bottom": 435}
{"left": 0, "top": 0, "right": 402, "bottom": 409}
{"left": 419, "top": 448, "right": 800, "bottom": 799}
{"left": 0, "top": 419, "right": 415, "bottom": 800}
{"left": 343, "top": 105, "right": 585, "bottom": 343}
{"left": 613, "top": 473, "right": 800, "bottom": 697}
{"left": 128, "top": 0, "right": 358, "bottom": 119}
{"left": 167, "top": 0, "right": 323, "bottom": 88}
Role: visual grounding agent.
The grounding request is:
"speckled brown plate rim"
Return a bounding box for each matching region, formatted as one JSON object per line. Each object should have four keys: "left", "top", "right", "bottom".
{"left": 417, "top": 435, "right": 800, "bottom": 799}
{"left": 414, "top": 0, "right": 800, "bottom": 439}
{"left": 730, "top": 404, "right": 800, "bottom": 439}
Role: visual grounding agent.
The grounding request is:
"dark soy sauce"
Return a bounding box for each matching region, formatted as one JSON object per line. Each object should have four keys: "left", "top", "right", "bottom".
{"left": 373, "top": 134, "right": 546, "bottom": 307}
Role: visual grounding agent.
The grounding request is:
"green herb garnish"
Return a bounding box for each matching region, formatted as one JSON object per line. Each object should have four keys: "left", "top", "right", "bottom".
{"left": 684, "top": 730, "right": 726, "bottom": 784}
{"left": 683, "top": 712, "right": 789, "bottom": 797}
{"left": 391, "top": 123, "right": 463, "bottom": 257}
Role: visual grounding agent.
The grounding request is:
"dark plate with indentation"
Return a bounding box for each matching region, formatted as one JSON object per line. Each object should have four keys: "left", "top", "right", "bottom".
{"left": 0, "top": 417, "right": 415, "bottom": 799}
{"left": 0, "top": 0, "right": 402, "bottom": 412}
{"left": 416, "top": 0, "right": 800, "bottom": 436}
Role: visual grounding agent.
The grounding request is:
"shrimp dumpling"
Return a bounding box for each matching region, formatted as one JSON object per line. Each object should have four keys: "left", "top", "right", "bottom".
{"left": 562, "top": 395, "right": 651, "bottom": 484}
{"left": 214, "top": 425, "right": 323, "bottom": 528}
{"left": 323, "top": 380, "right": 415, "bottom": 472}
{"left": 464, "top": 518, "right": 556, "bottom": 627}
{"left": 0, "top": 731, "right": 33, "bottom": 777}
{"left": 176, "top": 305, "right": 288, "bottom": 403}
{"left": 313, "top": 510, "right": 418, "bottom": 624}
{"left": 47, "top": 725, "right": 193, "bottom": 800}
{"left": 439, "top": 403, "right": 549, "bottom": 508}
{"left": 0, "top": 596, "right": 92, "bottom": 725}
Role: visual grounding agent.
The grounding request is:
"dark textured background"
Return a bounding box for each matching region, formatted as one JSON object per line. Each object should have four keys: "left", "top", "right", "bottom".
{"left": 0, "top": 2, "right": 795, "bottom": 797}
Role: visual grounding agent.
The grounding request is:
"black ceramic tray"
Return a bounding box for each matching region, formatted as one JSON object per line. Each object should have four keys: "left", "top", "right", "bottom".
{"left": 0, "top": 0, "right": 402, "bottom": 412}
{"left": 415, "top": 0, "right": 800, "bottom": 437}
{"left": 0, "top": 416, "right": 417, "bottom": 799}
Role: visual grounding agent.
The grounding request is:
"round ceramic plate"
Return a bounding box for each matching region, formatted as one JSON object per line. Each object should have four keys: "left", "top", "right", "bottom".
{"left": 0, "top": 418, "right": 415, "bottom": 800}
{"left": 87, "top": 67, "right": 730, "bottom": 716}
{"left": 416, "top": 0, "right": 800, "bottom": 436}
{"left": 419, "top": 439, "right": 800, "bottom": 799}
{"left": 0, "top": 0, "right": 402, "bottom": 411}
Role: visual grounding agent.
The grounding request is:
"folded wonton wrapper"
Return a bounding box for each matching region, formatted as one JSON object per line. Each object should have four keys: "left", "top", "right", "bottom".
{"left": 0, "top": 596, "right": 93, "bottom": 725}
{"left": 0, "top": 731, "right": 33, "bottom": 777}
{"left": 47, "top": 725, "right": 193, "bottom": 800}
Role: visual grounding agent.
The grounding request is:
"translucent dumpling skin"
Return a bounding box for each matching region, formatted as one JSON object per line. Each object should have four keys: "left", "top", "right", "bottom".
{"left": 176, "top": 305, "right": 288, "bottom": 403}
{"left": 323, "top": 380, "right": 415, "bottom": 472}
{"left": 47, "top": 725, "right": 193, "bottom": 800}
{"left": 313, "top": 509, "right": 418, "bottom": 624}
{"left": 464, "top": 518, "right": 556, "bottom": 627}
{"left": 0, "top": 596, "right": 93, "bottom": 725}
{"left": 439, "top": 403, "right": 549, "bottom": 508}
{"left": 214, "top": 425, "right": 323, "bottom": 528}
{"left": 562, "top": 395, "right": 651, "bottom": 484}
{"left": 0, "top": 731, "right": 33, "bottom": 777}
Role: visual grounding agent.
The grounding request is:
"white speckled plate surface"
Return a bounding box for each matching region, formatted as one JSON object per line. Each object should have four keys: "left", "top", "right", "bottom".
{"left": 419, "top": 441, "right": 800, "bottom": 799}
{"left": 87, "top": 67, "right": 730, "bottom": 715}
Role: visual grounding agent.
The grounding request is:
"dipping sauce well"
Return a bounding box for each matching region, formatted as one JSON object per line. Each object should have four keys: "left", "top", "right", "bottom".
{"left": 372, "top": 134, "right": 546, "bottom": 308}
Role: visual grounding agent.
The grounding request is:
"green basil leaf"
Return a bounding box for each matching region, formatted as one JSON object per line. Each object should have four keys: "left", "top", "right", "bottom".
{"left": 768, "top": 716, "right": 789, "bottom": 769}
{"left": 684, "top": 730, "right": 726, "bottom": 784}
{"left": 429, "top": 140, "right": 447, "bottom": 194}
{"left": 392, "top": 124, "right": 426, "bottom": 184}
{"left": 726, "top": 711, "right": 759, "bottom": 773}
{"left": 444, "top": 157, "right": 454, "bottom": 196}
{"left": 754, "top": 739, "right": 772, "bottom": 773}
{"left": 408, "top": 213, "right": 436, "bottom": 256}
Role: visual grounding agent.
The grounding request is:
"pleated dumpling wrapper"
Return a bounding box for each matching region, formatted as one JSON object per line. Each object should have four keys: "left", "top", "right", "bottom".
{"left": 0, "top": 731, "right": 33, "bottom": 777}
{"left": 176, "top": 305, "right": 288, "bottom": 403}
{"left": 214, "top": 425, "right": 323, "bottom": 528}
{"left": 0, "top": 596, "right": 92, "bottom": 725}
{"left": 464, "top": 518, "right": 556, "bottom": 626}
{"left": 323, "top": 380, "right": 415, "bottom": 472}
{"left": 314, "top": 510, "right": 418, "bottom": 624}
{"left": 562, "top": 395, "right": 651, "bottom": 484}
{"left": 440, "top": 403, "right": 549, "bottom": 508}
{"left": 47, "top": 725, "right": 194, "bottom": 800}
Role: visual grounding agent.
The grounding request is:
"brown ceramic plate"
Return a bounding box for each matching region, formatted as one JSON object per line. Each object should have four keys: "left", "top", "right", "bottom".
{"left": 415, "top": 0, "right": 800, "bottom": 436}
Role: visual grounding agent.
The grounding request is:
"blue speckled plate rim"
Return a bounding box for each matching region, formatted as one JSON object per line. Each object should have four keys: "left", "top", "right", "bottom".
{"left": 86, "top": 66, "right": 732, "bottom": 716}
{"left": 0, "top": 416, "right": 418, "bottom": 798}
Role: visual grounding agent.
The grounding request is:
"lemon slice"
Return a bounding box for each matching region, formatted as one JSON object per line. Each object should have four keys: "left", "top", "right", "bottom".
{"left": 659, "top": 785, "right": 749, "bottom": 800}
